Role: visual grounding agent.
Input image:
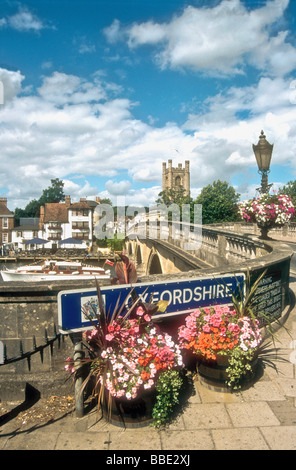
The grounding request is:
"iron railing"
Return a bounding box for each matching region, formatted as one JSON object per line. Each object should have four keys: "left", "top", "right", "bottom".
{"left": 0, "top": 324, "right": 65, "bottom": 371}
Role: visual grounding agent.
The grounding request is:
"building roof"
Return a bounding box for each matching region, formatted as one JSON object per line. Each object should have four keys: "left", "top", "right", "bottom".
{"left": 69, "top": 201, "right": 91, "bottom": 210}
{"left": 85, "top": 199, "right": 99, "bottom": 208}
{"left": 43, "top": 203, "right": 69, "bottom": 223}
{"left": 12, "top": 224, "right": 40, "bottom": 232}
{"left": 0, "top": 202, "right": 14, "bottom": 217}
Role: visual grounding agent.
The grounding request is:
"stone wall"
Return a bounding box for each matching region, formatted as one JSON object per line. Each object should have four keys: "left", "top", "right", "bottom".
{"left": 0, "top": 278, "right": 110, "bottom": 400}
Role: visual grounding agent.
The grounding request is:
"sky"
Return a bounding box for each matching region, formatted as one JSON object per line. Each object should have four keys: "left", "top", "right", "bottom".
{"left": 1, "top": 0, "right": 296, "bottom": 211}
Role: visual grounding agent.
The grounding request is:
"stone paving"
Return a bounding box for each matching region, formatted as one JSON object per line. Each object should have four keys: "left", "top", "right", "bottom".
{"left": 1, "top": 282, "right": 296, "bottom": 452}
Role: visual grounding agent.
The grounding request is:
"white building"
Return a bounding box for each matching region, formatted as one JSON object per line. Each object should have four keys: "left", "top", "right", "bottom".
{"left": 11, "top": 197, "right": 100, "bottom": 251}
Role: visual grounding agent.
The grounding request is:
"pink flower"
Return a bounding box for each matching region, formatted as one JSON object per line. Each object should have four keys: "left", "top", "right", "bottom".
{"left": 202, "top": 325, "right": 211, "bottom": 333}
{"left": 136, "top": 306, "right": 145, "bottom": 316}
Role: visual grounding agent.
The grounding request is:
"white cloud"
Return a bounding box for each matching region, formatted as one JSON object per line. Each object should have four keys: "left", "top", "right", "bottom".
{"left": 38, "top": 72, "right": 107, "bottom": 105}
{"left": 103, "top": 19, "right": 125, "bottom": 44}
{"left": 127, "top": 21, "right": 167, "bottom": 48}
{"left": 118, "top": 0, "right": 295, "bottom": 76}
{"left": 117, "top": 186, "right": 162, "bottom": 207}
{"left": 2, "top": 63, "right": 296, "bottom": 211}
{"left": 63, "top": 179, "right": 99, "bottom": 200}
{"left": 0, "top": 6, "right": 49, "bottom": 33}
{"left": 0, "top": 68, "right": 24, "bottom": 103}
{"left": 105, "top": 179, "right": 132, "bottom": 195}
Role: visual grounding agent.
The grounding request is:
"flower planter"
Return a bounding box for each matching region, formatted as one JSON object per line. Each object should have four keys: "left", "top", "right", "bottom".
{"left": 101, "top": 388, "right": 157, "bottom": 428}
{"left": 181, "top": 350, "right": 198, "bottom": 371}
{"left": 197, "top": 354, "right": 258, "bottom": 392}
{"left": 238, "top": 193, "right": 295, "bottom": 237}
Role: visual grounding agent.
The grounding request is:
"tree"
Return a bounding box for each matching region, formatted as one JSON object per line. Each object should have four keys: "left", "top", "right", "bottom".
{"left": 194, "top": 180, "right": 240, "bottom": 225}
{"left": 38, "top": 178, "right": 65, "bottom": 206}
{"left": 156, "top": 186, "right": 193, "bottom": 222}
{"left": 156, "top": 187, "right": 192, "bottom": 206}
{"left": 14, "top": 178, "right": 65, "bottom": 224}
{"left": 99, "top": 197, "right": 113, "bottom": 206}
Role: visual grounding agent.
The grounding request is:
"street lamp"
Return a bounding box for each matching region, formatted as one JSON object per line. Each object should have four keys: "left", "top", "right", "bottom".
{"left": 252, "top": 130, "right": 274, "bottom": 239}
{"left": 253, "top": 130, "right": 273, "bottom": 194}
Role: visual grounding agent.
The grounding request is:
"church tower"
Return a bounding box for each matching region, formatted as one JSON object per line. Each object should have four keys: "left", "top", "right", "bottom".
{"left": 162, "top": 160, "right": 190, "bottom": 196}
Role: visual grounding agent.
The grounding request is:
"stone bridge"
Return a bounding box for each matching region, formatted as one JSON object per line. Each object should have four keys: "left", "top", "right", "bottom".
{"left": 125, "top": 219, "right": 281, "bottom": 277}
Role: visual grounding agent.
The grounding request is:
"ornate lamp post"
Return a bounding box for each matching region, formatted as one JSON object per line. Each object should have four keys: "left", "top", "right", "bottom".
{"left": 253, "top": 130, "right": 273, "bottom": 194}
{"left": 252, "top": 130, "right": 274, "bottom": 239}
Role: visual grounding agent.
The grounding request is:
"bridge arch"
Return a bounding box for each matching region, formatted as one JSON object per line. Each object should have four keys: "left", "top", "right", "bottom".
{"left": 147, "top": 250, "right": 163, "bottom": 275}
{"left": 135, "top": 244, "right": 142, "bottom": 265}
{"left": 127, "top": 240, "right": 133, "bottom": 256}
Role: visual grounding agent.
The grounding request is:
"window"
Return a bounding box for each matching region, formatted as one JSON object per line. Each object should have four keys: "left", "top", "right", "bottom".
{"left": 175, "top": 176, "right": 181, "bottom": 186}
{"left": 2, "top": 217, "right": 8, "bottom": 229}
{"left": 72, "top": 209, "right": 89, "bottom": 217}
{"left": 2, "top": 233, "right": 8, "bottom": 243}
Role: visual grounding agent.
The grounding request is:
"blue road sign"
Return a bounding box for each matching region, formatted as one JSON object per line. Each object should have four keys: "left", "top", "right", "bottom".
{"left": 57, "top": 273, "right": 245, "bottom": 334}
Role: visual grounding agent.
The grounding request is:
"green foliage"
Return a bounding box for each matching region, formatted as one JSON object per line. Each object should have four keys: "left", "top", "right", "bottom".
{"left": 156, "top": 187, "right": 194, "bottom": 222}
{"left": 156, "top": 187, "right": 192, "bottom": 207}
{"left": 38, "top": 178, "right": 65, "bottom": 206}
{"left": 14, "top": 178, "right": 65, "bottom": 224}
{"left": 152, "top": 370, "right": 183, "bottom": 428}
{"left": 99, "top": 198, "right": 113, "bottom": 206}
{"left": 14, "top": 199, "right": 40, "bottom": 223}
{"left": 96, "top": 237, "right": 108, "bottom": 247}
{"left": 106, "top": 234, "right": 125, "bottom": 252}
{"left": 226, "top": 348, "right": 257, "bottom": 389}
{"left": 194, "top": 180, "right": 240, "bottom": 224}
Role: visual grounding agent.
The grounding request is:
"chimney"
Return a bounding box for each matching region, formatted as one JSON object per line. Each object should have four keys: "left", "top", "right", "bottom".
{"left": 0, "top": 197, "right": 7, "bottom": 207}
{"left": 39, "top": 206, "right": 45, "bottom": 229}
{"left": 65, "top": 195, "right": 71, "bottom": 207}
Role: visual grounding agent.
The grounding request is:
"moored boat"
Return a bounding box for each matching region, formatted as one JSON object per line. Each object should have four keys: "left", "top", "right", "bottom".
{"left": 0, "top": 259, "right": 111, "bottom": 282}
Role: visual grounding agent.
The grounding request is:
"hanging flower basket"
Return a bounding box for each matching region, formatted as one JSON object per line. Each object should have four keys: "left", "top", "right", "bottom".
{"left": 238, "top": 193, "right": 295, "bottom": 230}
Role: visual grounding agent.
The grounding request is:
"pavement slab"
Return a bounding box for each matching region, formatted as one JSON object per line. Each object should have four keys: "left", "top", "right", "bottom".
{"left": 182, "top": 403, "right": 232, "bottom": 429}
{"left": 225, "top": 402, "right": 281, "bottom": 428}
{"left": 260, "top": 425, "right": 296, "bottom": 450}
{"left": 160, "top": 429, "right": 215, "bottom": 450}
{"left": 212, "top": 427, "right": 270, "bottom": 450}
